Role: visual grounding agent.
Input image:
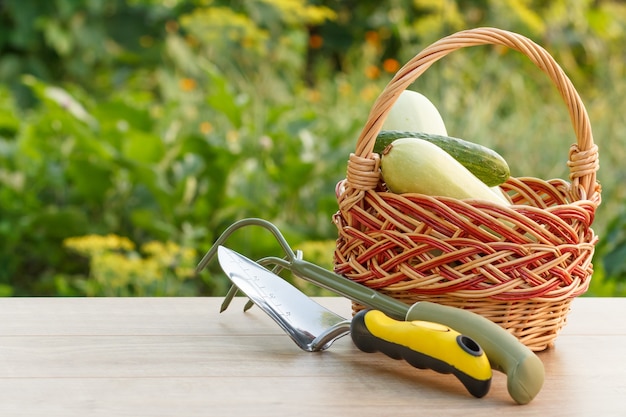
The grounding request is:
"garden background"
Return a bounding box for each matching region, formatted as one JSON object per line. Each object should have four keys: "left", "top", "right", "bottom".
{"left": 1, "top": 0, "right": 625, "bottom": 297}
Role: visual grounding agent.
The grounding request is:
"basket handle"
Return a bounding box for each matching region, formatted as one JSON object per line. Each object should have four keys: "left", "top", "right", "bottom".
{"left": 352, "top": 27, "right": 599, "bottom": 202}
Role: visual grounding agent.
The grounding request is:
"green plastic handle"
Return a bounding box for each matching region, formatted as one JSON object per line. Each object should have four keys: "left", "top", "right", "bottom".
{"left": 406, "top": 302, "right": 544, "bottom": 405}
{"left": 351, "top": 309, "right": 492, "bottom": 398}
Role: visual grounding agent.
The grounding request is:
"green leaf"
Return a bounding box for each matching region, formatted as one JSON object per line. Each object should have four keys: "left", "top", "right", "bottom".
{"left": 0, "top": 86, "right": 20, "bottom": 136}
{"left": 92, "top": 100, "right": 153, "bottom": 132}
{"left": 0, "top": 284, "right": 13, "bottom": 296}
{"left": 130, "top": 208, "right": 176, "bottom": 238}
{"left": 603, "top": 244, "right": 626, "bottom": 280}
{"left": 122, "top": 130, "right": 165, "bottom": 163}
{"left": 66, "top": 156, "right": 113, "bottom": 202}
{"left": 22, "top": 75, "right": 98, "bottom": 129}
{"left": 31, "top": 206, "right": 90, "bottom": 239}
{"left": 205, "top": 67, "right": 246, "bottom": 128}
{"left": 41, "top": 18, "right": 73, "bottom": 56}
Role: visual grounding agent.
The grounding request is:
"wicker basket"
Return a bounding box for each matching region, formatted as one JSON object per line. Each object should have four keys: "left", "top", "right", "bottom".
{"left": 332, "top": 27, "right": 601, "bottom": 352}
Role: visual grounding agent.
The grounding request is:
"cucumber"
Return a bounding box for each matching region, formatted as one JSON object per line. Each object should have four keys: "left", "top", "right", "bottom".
{"left": 375, "top": 131, "right": 510, "bottom": 187}
{"left": 381, "top": 138, "right": 510, "bottom": 205}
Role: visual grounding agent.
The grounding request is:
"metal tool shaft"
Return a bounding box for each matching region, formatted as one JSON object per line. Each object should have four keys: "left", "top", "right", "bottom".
{"left": 288, "top": 258, "right": 410, "bottom": 320}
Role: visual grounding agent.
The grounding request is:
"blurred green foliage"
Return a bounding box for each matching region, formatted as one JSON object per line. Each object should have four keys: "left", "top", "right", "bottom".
{"left": 0, "top": 0, "right": 625, "bottom": 296}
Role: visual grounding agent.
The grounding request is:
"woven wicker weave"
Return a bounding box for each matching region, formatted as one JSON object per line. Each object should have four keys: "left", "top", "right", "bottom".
{"left": 332, "top": 27, "right": 601, "bottom": 351}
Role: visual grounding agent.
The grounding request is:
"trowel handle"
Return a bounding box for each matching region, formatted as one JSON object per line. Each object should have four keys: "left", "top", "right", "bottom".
{"left": 406, "top": 302, "right": 544, "bottom": 405}
{"left": 350, "top": 310, "right": 492, "bottom": 398}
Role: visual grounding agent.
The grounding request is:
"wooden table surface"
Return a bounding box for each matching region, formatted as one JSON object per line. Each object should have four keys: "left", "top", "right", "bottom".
{"left": 0, "top": 297, "right": 623, "bottom": 417}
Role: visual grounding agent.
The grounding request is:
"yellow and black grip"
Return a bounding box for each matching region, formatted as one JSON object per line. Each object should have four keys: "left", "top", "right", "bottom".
{"left": 350, "top": 309, "right": 492, "bottom": 398}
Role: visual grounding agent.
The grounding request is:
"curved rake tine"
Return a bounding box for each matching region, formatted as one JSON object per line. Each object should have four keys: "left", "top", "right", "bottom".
{"left": 203, "top": 219, "right": 301, "bottom": 313}
{"left": 196, "top": 218, "right": 297, "bottom": 274}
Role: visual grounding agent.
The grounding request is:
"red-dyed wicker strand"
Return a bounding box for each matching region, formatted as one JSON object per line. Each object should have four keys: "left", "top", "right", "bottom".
{"left": 333, "top": 28, "right": 601, "bottom": 351}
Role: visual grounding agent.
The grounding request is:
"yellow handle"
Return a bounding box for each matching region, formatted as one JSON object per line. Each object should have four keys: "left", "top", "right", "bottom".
{"left": 351, "top": 310, "right": 492, "bottom": 398}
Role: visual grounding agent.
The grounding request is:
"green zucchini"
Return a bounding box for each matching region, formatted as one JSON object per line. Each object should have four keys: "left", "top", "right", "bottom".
{"left": 375, "top": 130, "right": 510, "bottom": 187}
{"left": 381, "top": 138, "right": 510, "bottom": 205}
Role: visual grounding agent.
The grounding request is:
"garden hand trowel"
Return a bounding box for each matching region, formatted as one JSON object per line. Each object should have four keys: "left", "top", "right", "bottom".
{"left": 218, "top": 244, "right": 352, "bottom": 352}
{"left": 197, "top": 218, "right": 543, "bottom": 404}
{"left": 216, "top": 245, "right": 492, "bottom": 398}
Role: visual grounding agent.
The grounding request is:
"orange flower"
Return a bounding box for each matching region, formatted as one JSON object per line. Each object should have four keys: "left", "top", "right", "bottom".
{"left": 495, "top": 45, "right": 509, "bottom": 55}
{"left": 241, "top": 36, "right": 255, "bottom": 49}
{"left": 364, "top": 30, "right": 380, "bottom": 46}
{"left": 307, "top": 89, "right": 322, "bottom": 103}
{"left": 179, "top": 78, "right": 197, "bottom": 92}
{"left": 309, "top": 34, "right": 323, "bottom": 49}
{"left": 165, "top": 20, "right": 179, "bottom": 34}
{"left": 185, "top": 34, "right": 199, "bottom": 48}
{"left": 364, "top": 65, "right": 380, "bottom": 80}
{"left": 199, "top": 122, "right": 213, "bottom": 135}
{"left": 382, "top": 58, "right": 400, "bottom": 73}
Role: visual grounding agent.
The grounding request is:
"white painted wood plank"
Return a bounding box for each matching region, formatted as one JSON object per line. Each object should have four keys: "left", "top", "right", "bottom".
{"left": 0, "top": 297, "right": 623, "bottom": 417}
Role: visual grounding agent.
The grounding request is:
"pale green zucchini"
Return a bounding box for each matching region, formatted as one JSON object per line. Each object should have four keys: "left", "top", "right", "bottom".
{"left": 380, "top": 138, "right": 510, "bottom": 205}
{"left": 375, "top": 130, "right": 510, "bottom": 187}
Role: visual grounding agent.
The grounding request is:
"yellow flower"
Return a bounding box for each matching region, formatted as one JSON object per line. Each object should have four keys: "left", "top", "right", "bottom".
{"left": 295, "top": 240, "right": 336, "bottom": 271}
{"left": 360, "top": 84, "right": 380, "bottom": 102}
{"left": 337, "top": 81, "right": 352, "bottom": 97}
{"left": 200, "top": 121, "right": 213, "bottom": 135}
{"left": 63, "top": 234, "right": 135, "bottom": 256}
{"left": 364, "top": 65, "right": 380, "bottom": 80}
{"left": 139, "top": 36, "right": 154, "bottom": 48}
{"left": 64, "top": 233, "right": 198, "bottom": 295}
